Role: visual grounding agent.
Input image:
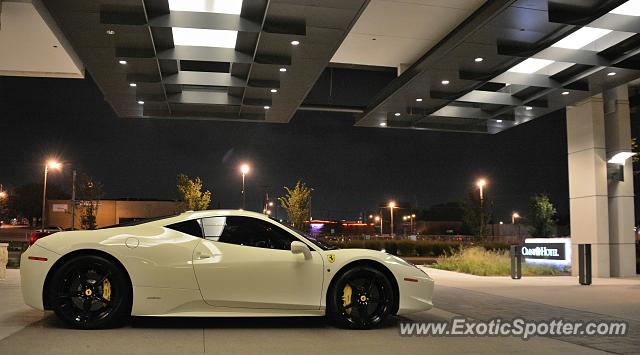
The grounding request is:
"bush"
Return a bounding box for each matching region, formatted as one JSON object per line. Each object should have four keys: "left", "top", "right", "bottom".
{"left": 383, "top": 241, "right": 398, "bottom": 255}
{"left": 433, "top": 247, "right": 564, "bottom": 276}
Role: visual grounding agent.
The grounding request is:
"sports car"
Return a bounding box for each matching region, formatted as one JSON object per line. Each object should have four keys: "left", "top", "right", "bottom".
{"left": 21, "top": 210, "right": 434, "bottom": 329}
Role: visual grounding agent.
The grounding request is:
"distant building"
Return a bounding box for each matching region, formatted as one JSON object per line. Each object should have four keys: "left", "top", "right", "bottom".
{"left": 307, "top": 220, "right": 375, "bottom": 236}
{"left": 46, "top": 199, "right": 181, "bottom": 229}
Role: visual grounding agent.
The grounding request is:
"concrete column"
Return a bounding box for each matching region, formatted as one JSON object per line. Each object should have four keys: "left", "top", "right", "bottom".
{"left": 566, "top": 96, "right": 610, "bottom": 277}
{"left": 604, "top": 85, "right": 637, "bottom": 277}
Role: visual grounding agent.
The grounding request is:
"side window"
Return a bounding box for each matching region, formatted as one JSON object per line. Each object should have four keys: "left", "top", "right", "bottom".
{"left": 201, "top": 217, "right": 226, "bottom": 240}
{"left": 218, "top": 216, "right": 298, "bottom": 251}
{"left": 166, "top": 219, "right": 203, "bottom": 238}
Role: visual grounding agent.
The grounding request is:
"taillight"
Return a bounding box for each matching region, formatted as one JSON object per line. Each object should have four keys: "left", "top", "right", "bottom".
{"left": 28, "top": 233, "right": 38, "bottom": 245}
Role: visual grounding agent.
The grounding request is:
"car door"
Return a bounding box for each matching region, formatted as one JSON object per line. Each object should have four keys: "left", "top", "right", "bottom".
{"left": 192, "top": 216, "right": 325, "bottom": 310}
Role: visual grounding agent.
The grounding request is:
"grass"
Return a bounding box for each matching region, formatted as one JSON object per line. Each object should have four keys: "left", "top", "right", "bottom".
{"left": 432, "top": 247, "right": 565, "bottom": 276}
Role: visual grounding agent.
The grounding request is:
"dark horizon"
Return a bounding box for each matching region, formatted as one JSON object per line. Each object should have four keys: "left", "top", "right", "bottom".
{"left": 0, "top": 74, "right": 584, "bottom": 222}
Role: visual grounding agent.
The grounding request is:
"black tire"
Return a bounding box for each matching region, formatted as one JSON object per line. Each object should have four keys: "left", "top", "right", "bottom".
{"left": 48, "top": 255, "right": 131, "bottom": 329}
{"left": 327, "top": 265, "right": 394, "bottom": 329}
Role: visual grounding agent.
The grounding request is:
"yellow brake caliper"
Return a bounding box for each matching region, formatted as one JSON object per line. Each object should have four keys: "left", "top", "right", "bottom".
{"left": 102, "top": 278, "right": 111, "bottom": 301}
{"left": 342, "top": 284, "right": 352, "bottom": 314}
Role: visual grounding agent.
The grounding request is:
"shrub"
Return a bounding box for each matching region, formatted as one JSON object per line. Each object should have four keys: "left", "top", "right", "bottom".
{"left": 383, "top": 241, "right": 398, "bottom": 255}
{"left": 433, "top": 247, "right": 563, "bottom": 276}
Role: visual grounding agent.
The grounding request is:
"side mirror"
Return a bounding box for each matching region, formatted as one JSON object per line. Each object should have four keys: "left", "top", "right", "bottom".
{"left": 291, "top": 241, "right": 312, "bottom": 260}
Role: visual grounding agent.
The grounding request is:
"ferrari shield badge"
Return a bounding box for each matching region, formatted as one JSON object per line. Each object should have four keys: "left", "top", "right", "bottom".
{"left": 327, "top": 254, "right": 336, "bottom": 263}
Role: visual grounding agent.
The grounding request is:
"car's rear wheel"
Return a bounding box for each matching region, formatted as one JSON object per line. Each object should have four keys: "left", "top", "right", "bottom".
{"left": 48, "top": 255, "right": 131, "bottom": 329}
{"left": 327, "top": 265, "right": 394, "bottom": 329}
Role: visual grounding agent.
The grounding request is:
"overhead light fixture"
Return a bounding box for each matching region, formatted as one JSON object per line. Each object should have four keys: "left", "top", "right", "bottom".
{"left": 137, "top": 100, "right": 144, "bottom": 105}
{"left": 168, "top": 0, "right": 243, "bottom": 15}
{"left": 129, "top": 83, "right": 137, "bottom": 87}
{"left": 172, "top": 27, "right": 237, "bottom": 48}
{"left": 279, "top": 67, "right": 287, "bottom": 72}
{"left": 496, "top": 119, "right": 503, "bottom": 123}
{"left": 552, "top": 27, "right": 612, "bottom": 49}
{"left": 264, "top": 106, "right": 270, "bottom": 110}
{"left": 270, "top": 89, "right": 278, "bottom": 93}
{"left": 607, "top": 72, "right": 616, "bottom": 76}
{"left": 608, "top": 152, "right": 636, "bottom": 164}
{"left": 291, "top": 40, "right": 300, "bottom": 46}
{"left": 379, "top": 122, "right": 387, "bottom": 127}
{"left": 525, "top": 106, "right": 533, "bottom": 110}
{"left": 441, "top": 80, "right": 450, "bottom": 85}
{"left": 561, "top": 91, "right": 570, "bottom": 95}
{"left": 474, "top": 57, "right": 483, "bottom": 62}
{"left": 508, "top": 58, "right": 555, "bottom": 74}
{"left": 118, "top": 60, "right": 127, "bottom": 65}
{"left": 610, "top": 0, "right": 640, "bottom": 16}
{"left": 415, "top": 98, "right": 423, "bottom": 102}
{"left": 106, "top": 29, "right": 115, "bottom": 35}
{"left": 394, "top": 112, "right": 401, "bottom": 116}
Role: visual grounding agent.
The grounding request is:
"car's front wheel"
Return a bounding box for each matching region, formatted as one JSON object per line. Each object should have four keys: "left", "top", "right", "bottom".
{"left": 48, "top": 255, "right": 131, "bottom": 329}
{"left": 327, "top": 265, "right": 395, "bottom": 329}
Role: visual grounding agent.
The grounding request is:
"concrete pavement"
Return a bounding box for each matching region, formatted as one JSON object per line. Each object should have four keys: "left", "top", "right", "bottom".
{"left": 0, "top": 268, "right": 638, "bottom": 354}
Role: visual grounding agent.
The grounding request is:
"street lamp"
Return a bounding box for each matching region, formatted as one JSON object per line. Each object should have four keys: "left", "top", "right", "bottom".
{"left": 411, "top": 214, "right": 416, "bottom": 234}
{"left": 42, "top": 160, "right": 62, "bottom": 230}
{"left": 374, "top": 215, "right": 382, "bottom": 235}
{"left": 512, "top": 212, "right": 520, "bottom": 224}
{"left": 240, "top": 163, "right": 250, "bottom": 209}
{"left": 388, "top": 201, "right": 396, "bottom": 238}
{"left": 0, "top": 184, "right": 7, "bottom": 199}
{"left": 476, "top": 179, "right": 487, "bottom": 237}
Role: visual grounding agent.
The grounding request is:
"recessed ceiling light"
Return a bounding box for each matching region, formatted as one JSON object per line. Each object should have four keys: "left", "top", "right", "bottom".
{"left": 508, "top": 58, "right": 555, "bottom": 74}
{"left": 168, "top": 0, "right": 243, "bottom": 15}
{"left": 552, "top": 27, "right": 612, "bottom": 49}
{"left": 474, "top": 57, "right": 483, "bottom": 62}
{"left": 270, "top": 89, "right": 278, "bottom": 93}
{"left": 525, "top": 106, "right": 533, "bottom": 110}
{"left": 106, "top": 29, "right": 115, "bottom": 35}
{"left": 441, "top": 80, "right": 450, "bottom": 85}
{"left": 496, "top": 119, "right": 503, "bottom": 123}
{"left": 137, "top": 100, "right": 144, "bottom": 105}
{"left": 610, "top": 0, "right": 640, "bottom": 16}
{"left": 279, "top": 67, "right": 287, "bottom": 72}
{"left": 118, "top": 60, "right": 127, "bottom": 65}
{"left": 129, "top": 83, "right": 137, "bottom": 87}
{"left": 379, "top": 122, "right": 387, "bottom": 127}
{"left": 394, "top": 112, "right": 401, "bottom": 116}
{"left": 415, "top": 98, "right": 423, "bottom": 102}
{"left": 607, "top": 72, "right": 616, "bottom": 76}
{"left": 562, "top": 91, "right": 570, "bottom": 95}
{"left": 172, "top": 27, "right": 237, "bottom": 48}
{"left": 291, "top": 40, "right": 300, "bottom": 46}
{"left": 264, "top": 106, "right": 270, "bottom": 110}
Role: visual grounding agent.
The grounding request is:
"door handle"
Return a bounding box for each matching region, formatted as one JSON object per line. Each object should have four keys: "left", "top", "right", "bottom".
{"left": 196, "top": 253, "right": 213, "bottom": 260}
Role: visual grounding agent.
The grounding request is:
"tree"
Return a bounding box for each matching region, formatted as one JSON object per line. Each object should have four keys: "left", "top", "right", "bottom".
{"left": 176, "top": 174, "right": 211, "bottom": 212}
{"left": 76, "top": 173, "right": 103, "bottom": 230}
{"left": 461, "top": 189, "right": 491, "bottom": 237}
{"left": 278, "top": 180, "right": 312, "bottom": 230}
{"left": 528, "top": 193, "right": 557, "bottom": 237}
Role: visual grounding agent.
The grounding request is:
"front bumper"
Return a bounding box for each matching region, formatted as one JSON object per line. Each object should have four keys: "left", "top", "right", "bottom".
{"left": 396, "top": 273, "right": 434, "bottom": 315}
{"left": 21, "top": 244, "right": 61, "bottom": 310}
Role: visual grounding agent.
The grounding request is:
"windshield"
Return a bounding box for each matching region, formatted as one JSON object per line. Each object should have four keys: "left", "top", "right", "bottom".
{"left": 269, "top": 219, "right": 336, "bottom": 250}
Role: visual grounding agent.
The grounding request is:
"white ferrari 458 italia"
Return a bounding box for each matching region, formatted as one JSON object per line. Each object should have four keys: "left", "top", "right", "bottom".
{"left": 21, "top": 210, "right": 434, "bottom": 329}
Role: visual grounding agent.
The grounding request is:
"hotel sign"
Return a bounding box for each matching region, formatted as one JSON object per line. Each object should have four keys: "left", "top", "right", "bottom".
{"left": 521, "top": 243, "right": 566, "bottom": 260}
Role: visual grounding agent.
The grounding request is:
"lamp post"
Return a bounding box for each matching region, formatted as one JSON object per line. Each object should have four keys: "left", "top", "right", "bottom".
{"left": 476, "top": 179, "right": 486, "bottom": 237}
{"left": 388, "top": 201, "right": 396, "bottom": 238}
{"left": 42, "top": 160, "right": 62, "bottom": 230}
{"left": 374, "top": 215, "right": 382, "bottom": 236}
{"left": 0, "top": 184, "right": 6, "bottom": 199}
{"left": 240, "top": 163, "right": 250, "bottom": 210}
{"left": 512, "top": 212, "right": 520, "bottom": 239}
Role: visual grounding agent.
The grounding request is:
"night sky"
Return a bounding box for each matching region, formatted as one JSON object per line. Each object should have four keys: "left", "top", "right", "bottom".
{"left": 0, "top": 74, "right": 579, "bottom": 221}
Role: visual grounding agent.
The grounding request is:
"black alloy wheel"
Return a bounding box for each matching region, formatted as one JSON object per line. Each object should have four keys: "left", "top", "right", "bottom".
{"left": 49, "top": 255, "right": 131, "bottom": 329}
{"left": 328, "top": 265, "right": 394, "bottom": 329}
